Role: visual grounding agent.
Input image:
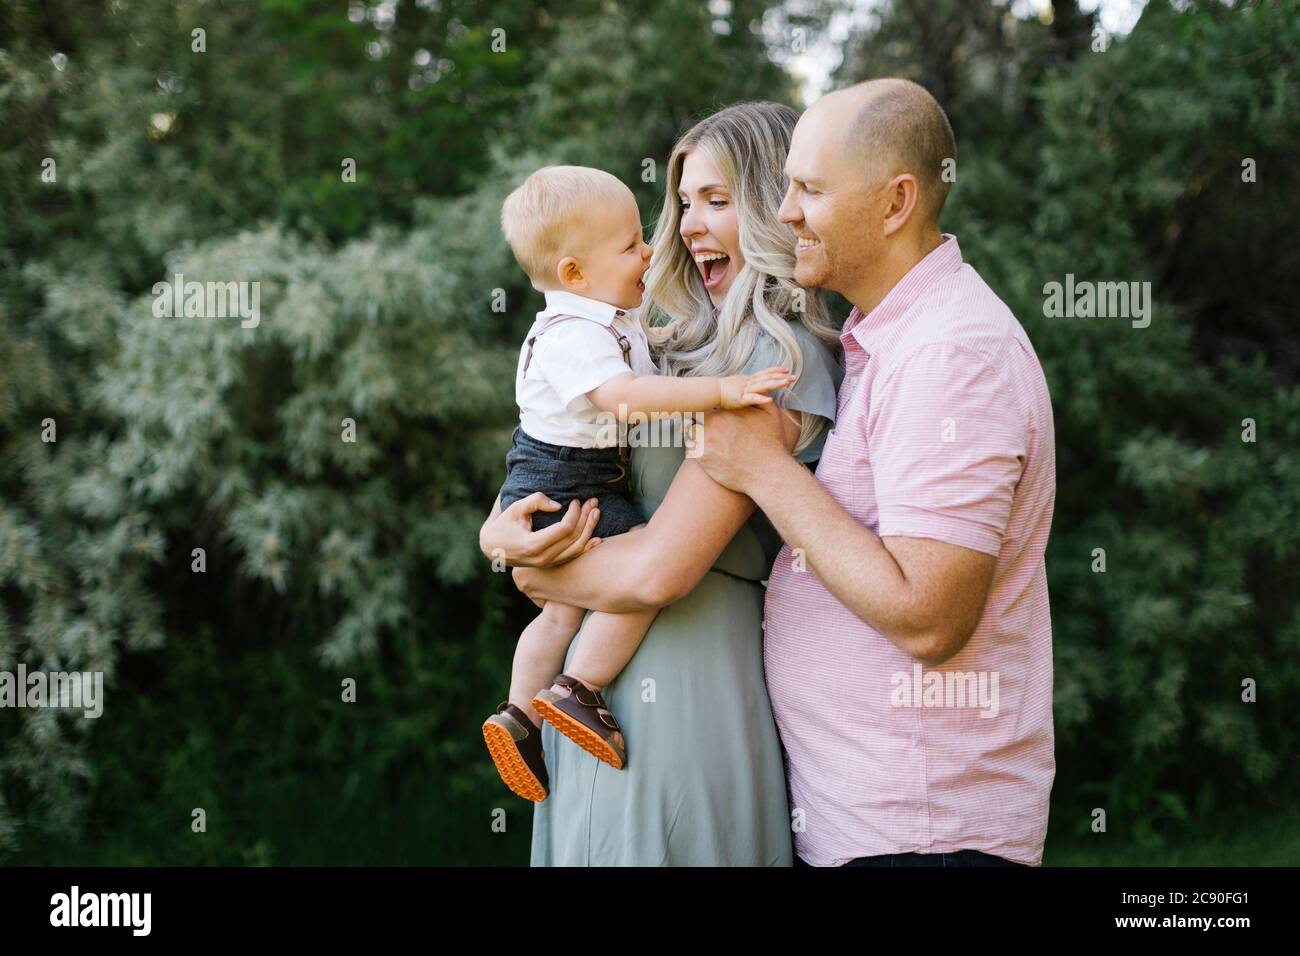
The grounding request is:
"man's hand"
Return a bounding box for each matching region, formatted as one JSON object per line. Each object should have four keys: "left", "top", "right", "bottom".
{"left": 691, "top": 406, "right": 790, "bottom": 493}
{"left": 479, "top": 493, "right": 602, "bottom": 568}
{"left": 719, "top": 367, "right": 797, "bottom": 410}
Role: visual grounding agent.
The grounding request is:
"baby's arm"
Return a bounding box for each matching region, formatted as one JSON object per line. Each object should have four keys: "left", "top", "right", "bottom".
{"left": 586, "top": 366, "right": 797, "bottom": 416}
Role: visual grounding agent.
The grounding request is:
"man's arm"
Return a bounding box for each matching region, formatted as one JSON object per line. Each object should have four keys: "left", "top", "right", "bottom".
{"left": 693, "top": 341, "right": 1023, "bottom": 666}
{"left": 736, "top": 447, "right": 994, "bottom": 665}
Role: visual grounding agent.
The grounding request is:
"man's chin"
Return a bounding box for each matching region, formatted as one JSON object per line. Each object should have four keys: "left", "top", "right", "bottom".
{"left": 793, "top": 261, "right": 826, "bottom": 290}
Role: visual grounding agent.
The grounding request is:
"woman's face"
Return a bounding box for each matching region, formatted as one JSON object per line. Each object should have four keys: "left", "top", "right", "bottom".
{"left": 677, "top": 149, "right": 744, "bottom": 309}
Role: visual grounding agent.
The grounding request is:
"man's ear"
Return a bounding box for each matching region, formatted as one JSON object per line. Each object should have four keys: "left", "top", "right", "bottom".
{"left": 881, "top": 173, "right": 920, "bottom": 238}
{"left": 556, "top": 256, "right": 586, "bottom": 291}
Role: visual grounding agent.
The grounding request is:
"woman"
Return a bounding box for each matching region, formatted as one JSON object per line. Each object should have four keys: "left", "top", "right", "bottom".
{"left": 480, "top": 101, "right": 844, "bottom": 865}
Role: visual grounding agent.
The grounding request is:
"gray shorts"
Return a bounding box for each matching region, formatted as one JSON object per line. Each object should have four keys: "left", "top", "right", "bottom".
{"left": 498, "top": 427, "right": 644, "bottom": 539}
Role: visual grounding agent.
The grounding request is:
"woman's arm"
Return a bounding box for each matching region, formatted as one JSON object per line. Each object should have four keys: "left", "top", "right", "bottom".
{"left": 512, "top": 403, "right": 804, "bottom": 613}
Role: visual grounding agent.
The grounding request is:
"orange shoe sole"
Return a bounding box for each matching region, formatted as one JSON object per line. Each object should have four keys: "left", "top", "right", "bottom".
{"left": 482, "top": 719, "right": 548, "bottom": 802}
{"left": 532, "top": 692, "right": 626, "bottom": 770}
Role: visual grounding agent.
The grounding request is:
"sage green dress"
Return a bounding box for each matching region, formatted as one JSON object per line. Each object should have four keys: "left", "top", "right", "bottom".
{"left": 530, "top": 323, "right": 843, "bottom": 866}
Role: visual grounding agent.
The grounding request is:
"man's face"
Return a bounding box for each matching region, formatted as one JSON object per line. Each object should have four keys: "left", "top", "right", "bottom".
{"left": 778, "top": 107, "right": 882, "bottom": 296}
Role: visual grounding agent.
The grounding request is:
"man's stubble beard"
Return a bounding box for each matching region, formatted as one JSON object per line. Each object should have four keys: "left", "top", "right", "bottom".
{"left": 795, "top": 254, "right": 829, "bottom": 292}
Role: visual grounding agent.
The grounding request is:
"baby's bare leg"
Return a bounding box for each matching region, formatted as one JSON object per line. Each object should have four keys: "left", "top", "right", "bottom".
{"left": 563, "top": 521, "right": 657, "bottom": 692}
{"left": 509, "top": 602, "right": 587, "bottom": 727}
{"left": 547, "top": 607, "right": 659, "bottom": 758}
{"left": 564, "top": 606, "right": 661, "bottom": 692}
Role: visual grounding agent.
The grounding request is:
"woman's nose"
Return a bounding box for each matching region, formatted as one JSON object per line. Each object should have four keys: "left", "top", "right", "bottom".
{"left": 680, "top": 205, "right": 703, "bottom": 238}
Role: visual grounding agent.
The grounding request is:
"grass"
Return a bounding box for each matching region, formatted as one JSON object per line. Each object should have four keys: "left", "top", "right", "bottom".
{"left": 12, "top": 786, "right": 1298, "bottom": 865}
{"left": 7, "top": 769, "right": 536, "bottom": 866}
{"left": 1044, "top": 812, "right": 1300, "bottom": 866}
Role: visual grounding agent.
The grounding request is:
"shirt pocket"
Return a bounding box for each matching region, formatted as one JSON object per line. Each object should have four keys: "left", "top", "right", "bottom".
{"left": 814, "top": 424, "right": 861, "bottom": 513}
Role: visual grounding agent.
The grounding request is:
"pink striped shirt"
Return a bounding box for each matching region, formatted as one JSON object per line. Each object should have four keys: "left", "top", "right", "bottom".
{"left": 764, "top": 234, "right": 1056, "bottom": 866}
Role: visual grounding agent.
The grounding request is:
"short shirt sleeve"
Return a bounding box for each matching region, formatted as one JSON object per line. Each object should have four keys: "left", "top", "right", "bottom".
{"left": 870, "top": 341, "right": 1027, "bottom": 557}
{"left": 740, "top": 323, "right": 844, "bottom": 463}
{"left": 528, "top": 318, "right": 636, "bottom": 412}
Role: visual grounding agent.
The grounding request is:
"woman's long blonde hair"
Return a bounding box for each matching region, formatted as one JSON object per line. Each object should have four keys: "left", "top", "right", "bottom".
{"left": 642, "top": 101, "right": 841, "bottom": 455}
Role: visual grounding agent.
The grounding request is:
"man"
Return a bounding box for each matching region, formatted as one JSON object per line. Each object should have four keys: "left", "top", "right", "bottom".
{"left": 693, "top": 78, "right": 1057, "bottom": 867}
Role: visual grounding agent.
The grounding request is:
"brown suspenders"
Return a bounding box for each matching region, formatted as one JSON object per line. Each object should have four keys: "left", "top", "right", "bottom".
{"left": 520, "top": 312, "right": 635, "bottom": 475}
{"left": 521, "top": 313, "right": 633, "bottom": 377}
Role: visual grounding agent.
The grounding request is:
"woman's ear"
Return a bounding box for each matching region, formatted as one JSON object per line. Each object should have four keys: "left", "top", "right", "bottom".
{"left": 556, "top": 256, "right": 585, "bottom": 291}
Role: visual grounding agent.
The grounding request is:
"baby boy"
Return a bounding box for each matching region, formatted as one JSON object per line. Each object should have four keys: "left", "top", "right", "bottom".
{"left": 482, "top": 165, "right": 793, "bottom": 801}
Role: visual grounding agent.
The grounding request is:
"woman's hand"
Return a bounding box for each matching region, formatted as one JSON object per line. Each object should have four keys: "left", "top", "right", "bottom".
{"left": 478, "top": 493, "right": 603, "bottom": 569}
{"left": 511, "top": 566, "right": 546, "bottom": 608}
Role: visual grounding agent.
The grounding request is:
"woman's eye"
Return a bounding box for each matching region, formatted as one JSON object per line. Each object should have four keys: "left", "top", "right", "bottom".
{"left": 709, "top": 199, "right": 727, "bottom": 208}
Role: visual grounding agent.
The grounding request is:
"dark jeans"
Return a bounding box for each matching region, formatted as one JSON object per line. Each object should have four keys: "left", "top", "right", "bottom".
{"left": 498, "top": 426, "right": 643, "bottom": 539}
{"left": 795, "top": 850, "right": 1026, "bottom": 868}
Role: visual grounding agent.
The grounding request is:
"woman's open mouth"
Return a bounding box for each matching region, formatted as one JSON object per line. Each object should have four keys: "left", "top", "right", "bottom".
{"left": 695, "top": 251, "right": 731, "bottom": 291}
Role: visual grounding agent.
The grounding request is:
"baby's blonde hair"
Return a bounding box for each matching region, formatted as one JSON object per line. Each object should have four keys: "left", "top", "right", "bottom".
{"left": 500, "top": 165, "right": 630, "bottom": 289}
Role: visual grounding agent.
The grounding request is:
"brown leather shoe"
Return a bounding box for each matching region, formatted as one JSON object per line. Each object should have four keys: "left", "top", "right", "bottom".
{"left": 482, "top": 702, "right": 549, "bottom": 801}
{"left": 532, "top": 674, "right": 626, "bottom": 770}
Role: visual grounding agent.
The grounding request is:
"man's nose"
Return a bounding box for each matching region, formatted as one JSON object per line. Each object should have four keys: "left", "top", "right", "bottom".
{"left": 777, "top": 185, "right": 798, "bottom": 225}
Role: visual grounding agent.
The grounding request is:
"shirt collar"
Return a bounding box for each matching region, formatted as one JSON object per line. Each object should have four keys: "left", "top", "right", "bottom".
{"left": 842, "top": 233, "right": 963, "bottom": 352}
{"left": 538, "top": 289, "right": 631, "bottom": 327}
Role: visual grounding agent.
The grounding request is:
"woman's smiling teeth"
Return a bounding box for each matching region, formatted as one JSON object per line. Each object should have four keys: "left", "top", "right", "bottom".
{"left": 796, "top": 236, "right": 821, "bottom": 252}
{"left": 694, "top": 251, "right": 730, "bottom": 288}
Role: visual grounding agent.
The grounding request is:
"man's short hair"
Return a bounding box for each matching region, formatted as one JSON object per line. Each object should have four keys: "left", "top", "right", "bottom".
{"left": 846, "top": 78, "right": 957, "bottom": 227}
{"left": 500, "top": 165, "right": 629, "bottom": 287}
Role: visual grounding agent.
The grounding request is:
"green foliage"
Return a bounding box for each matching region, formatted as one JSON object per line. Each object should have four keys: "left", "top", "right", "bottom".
{"left": 0, "top": 0, "right": 789, "bottom": 857}
{"left": 1, "top": 0, "right": 1296, "bottom": 861}
{"left": 905, "top": 0, "right": 1300, "bottom": 844}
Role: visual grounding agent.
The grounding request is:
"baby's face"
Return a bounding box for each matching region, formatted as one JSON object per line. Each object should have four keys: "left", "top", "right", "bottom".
{"left": 572, "top": 192, "right": 653, "bottom": 311}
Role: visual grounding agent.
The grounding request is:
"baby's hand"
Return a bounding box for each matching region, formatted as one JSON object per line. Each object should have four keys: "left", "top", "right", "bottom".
{"left": 719, "top": 366, "right": 798, "bottom": 409}
{"left": 646, "top": 319, "right": 683, "bottom": 348}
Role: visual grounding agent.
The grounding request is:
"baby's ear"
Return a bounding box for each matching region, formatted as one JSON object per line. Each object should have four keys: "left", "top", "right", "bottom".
{"left": 556, "top": 256, "right": 583, "bottom": 289}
